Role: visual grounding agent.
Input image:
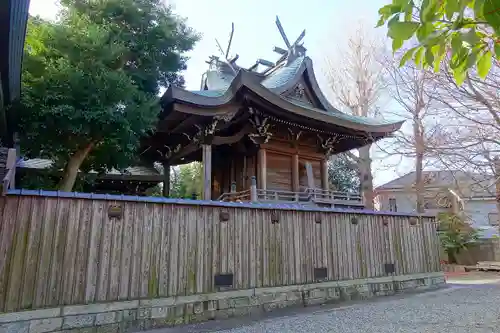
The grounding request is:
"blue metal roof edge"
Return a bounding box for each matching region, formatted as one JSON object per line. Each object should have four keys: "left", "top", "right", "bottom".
{"left": 6, "top": 189, "right": 435, "bottom": 217}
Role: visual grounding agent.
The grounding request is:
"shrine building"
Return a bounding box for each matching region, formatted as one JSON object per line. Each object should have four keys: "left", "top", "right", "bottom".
{"left": 141, "top": 19, "right": 403, "bottom": 208}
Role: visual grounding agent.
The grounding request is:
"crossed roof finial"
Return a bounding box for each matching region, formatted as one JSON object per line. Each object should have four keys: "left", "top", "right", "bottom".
{"left": 274, "top": 16, "right": 306, "bottom": 64}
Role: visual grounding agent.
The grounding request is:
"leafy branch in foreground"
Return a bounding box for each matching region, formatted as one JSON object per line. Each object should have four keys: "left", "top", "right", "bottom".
{"left": 377, "top": 0, "right": 500, "bottom": 84}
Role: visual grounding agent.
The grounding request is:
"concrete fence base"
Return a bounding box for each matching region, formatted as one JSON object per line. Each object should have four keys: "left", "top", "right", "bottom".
{"left": 0, "top": 272, "right": 445, "bottom": 333}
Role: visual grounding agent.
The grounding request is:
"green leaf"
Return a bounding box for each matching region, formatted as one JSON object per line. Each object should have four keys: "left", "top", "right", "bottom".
{"left": 495, "top": 43, "right": 500, "bottom": 59}
{"left": 392, "top": 38, "right": 404, "bottom": 51}
{"left": 453, "top": 66, "right": 467, "bottom": 85}
{"left": 483, "top": 0, "right": 500, "bottom": 33}
{"left": 420, "top": 0, "right": 439, "bottom": 22}
{"left": 416, "top": 22, "right": 434, "bottom": 42}
{"left": 477, "top": 50, "right": 492, "bottom": 78}
{"left": 445, "top": 0, "right": 460, "bottom": 19}
{"left": 414, "top": 47, "right": 424, "bottom": 66}
{"left": 474, "top": 0, "right": 485, "bottom": 20}
{"left": 399, "top": 47, "right": 417, "bottom": 66}
{"left": 465, "top": 49, "right": 478, "bottom": 70}
{"left": 461, "top": 28, "right": 480, "bottom": 45}
{"left": 376, "top": 16, "right": 386, "bottom": 27}
{"left": 387, "top": 21, "right": 420, "bottom": 40}
{"left": 424, "top": 48, "right": 435, "bottom": 66}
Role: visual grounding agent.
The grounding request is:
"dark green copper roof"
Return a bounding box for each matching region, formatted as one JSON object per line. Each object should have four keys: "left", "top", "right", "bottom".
{"left": 161, "top": 56, "right": 403, "bottom": 134}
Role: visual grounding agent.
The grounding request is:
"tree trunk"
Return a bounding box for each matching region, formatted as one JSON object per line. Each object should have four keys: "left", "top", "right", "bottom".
{"left": 447, "top": 250, "right": 457, "bottom": 264}
{"left": 495, "top": 157, "right": 500, "bottom": 234}
{"left": 359, "top": 144, "right": 374, "bottom": 210}
{"left": 58, "top": 143, "right": 94, "bottom": 192}
{"left": 414, "top": 116, "right": 425, "bottom": 214}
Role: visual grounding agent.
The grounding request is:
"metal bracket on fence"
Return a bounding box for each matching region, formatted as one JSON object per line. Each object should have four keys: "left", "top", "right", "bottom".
{"left": 214, "top": 273, "right": 233, "bottom": 287}
{"left": 108, "top": 204, "right": 123, "bottom": 219}
{"left": 314, "top": 267, "right": 328, "bottom": 281}
{"left": 384, "top": 263, "right": 395, "bottom": 275}
{"left": 219, "top": 210, "right": 230, "bottom": 222}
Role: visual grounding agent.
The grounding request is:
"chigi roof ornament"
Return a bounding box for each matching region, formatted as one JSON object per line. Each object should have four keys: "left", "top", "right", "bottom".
{"left": 273, "top": 16, "right": 306, "bottom": 66}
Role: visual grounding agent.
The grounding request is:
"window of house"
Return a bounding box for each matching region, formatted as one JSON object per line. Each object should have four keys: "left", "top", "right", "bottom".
{"left": 389, "top": 198, "right": 397, "bottom": 212}
{"left": 488, "top": 213, "right": 499, "bottom": 226}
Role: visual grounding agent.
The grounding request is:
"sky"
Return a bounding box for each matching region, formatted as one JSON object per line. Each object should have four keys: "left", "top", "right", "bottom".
{"left": 28, "top": 0, "right": 414, "bottom": 186}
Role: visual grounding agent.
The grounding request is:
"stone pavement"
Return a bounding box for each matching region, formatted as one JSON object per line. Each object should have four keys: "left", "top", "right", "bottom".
{"left": 147, "top": 280, "right": 500, "bottom": 333}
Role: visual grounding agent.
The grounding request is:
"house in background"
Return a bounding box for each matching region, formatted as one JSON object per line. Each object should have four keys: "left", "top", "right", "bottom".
{"left": 375, "top": 170, "right": 499, "bottom": 239}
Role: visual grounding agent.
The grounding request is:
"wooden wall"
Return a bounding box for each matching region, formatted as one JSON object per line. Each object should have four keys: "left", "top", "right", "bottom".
{"left": 266, "top": 152, "right": 292, "bottom": 191}
{"left": 0, "top": 195, "right": 440, "bottom": 313}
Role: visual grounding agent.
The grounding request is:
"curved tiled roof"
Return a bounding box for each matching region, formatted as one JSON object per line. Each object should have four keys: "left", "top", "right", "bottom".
{"left": 164, "top": 56, "right": 403, "bottom": 134}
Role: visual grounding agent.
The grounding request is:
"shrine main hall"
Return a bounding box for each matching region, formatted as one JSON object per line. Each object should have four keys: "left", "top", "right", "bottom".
{"left": 141, "top": 20, "right": 403, "bottom": 208}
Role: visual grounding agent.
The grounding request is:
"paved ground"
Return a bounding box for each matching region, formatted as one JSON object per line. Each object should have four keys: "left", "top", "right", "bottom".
{"left": 149, "top": 274, "right": 500, "bottom": 333}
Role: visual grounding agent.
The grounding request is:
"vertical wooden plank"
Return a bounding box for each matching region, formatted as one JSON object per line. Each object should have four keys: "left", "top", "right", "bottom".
{"left": 140, "top": 203, "right": 153, "bottom": 298}
{"left": 47, "top": 198, "right": 69, "bottom": 307}
{"left": 204, "top": 206, "right": 213, "bottom": 293}
{"left": 20, "top": 197, "right": 44, "bottom": 309}
{"left": 96, "top": 201, "right": 113, "bottom": 301}
{"left": 209, "top": 206, "right": 219, "bottom": 292}
{"left": 168, "top": 205, "right": 180, "bottom": 296}
{"left": 329, "top": 213, "right": 339, "bottom": 281}
{"left": 159, "top": 204, "right": 172, "bottom": 296}
{"left": 176, "top": 207, "right": 187, "bottom": 296}
{"left": 321, "top": 213, "right": 328, "bottom": 279}
{"left": 293, "top": 210, "right": 302, "bottom": 284}
{"left": 233, "top": 208, "right": 242, "bottom": 289}
{"left": 249, "top": 208, "right": 257, "bottom": 288}
{"left": 195, "top": 206, "right": 205, "bottom": 294}
{"left": 262, "top": 210, "right": 269, "bottom": 287}
{"left": 281, "top": 211, "right": 289, "bottom": 286}
{"left": 4, "top": 197, "right": 32, "bottom": 311}
{"left": 33, "top": 198, "right": 58, "bottom": 308}
{"left": 343, "top": 215, "right": 352, "bottom": 280}
{"left": 129, "top": 203, "right": 143, "bottom": 299}
{"left": 219, "top": 207, "right": 228, "bottom": 278}
{"left": 255, "top": 209, "right": 263, "bottom": 287}
{"left": 0, "top": 197, "right": 20, "bottom": 311}
{"left": 148, "top": 204, "right": 162, "bottom": 298}
{"left": 118, "top": 202, "right": 134, "bottom": 300}
{"left": 185, "top": 206, "right": 197, "bottom": 295}
{"left": 227, "top": 208, "right": 235, "bottom": 284}
{"left": 72, "top": 200, "right": 92, "bottom": 304}
{"left": 108, "top": 202, "right": 123, "bottom": 301}
{"left": 85, "top": 200, "right": 104, "bottom": 303}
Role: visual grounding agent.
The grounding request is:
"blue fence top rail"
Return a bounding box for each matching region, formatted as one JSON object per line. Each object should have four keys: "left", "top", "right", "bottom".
{"left": 6, "top": 189, "right": 435, "bottom": 218}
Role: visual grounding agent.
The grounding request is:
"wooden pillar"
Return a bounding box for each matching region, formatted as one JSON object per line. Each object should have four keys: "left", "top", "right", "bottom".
{"left": 321, "top": 158, "right": 329, "bottom": 192}
{"left": 257, "top": 148, "right": 267, "bottom": 190}
{"left": 162, "top": 161, "right": 170, "bottom": 197}
{"left": 292, "top": 154, "right": 299, "bottom": 192}
{"left": 250, "top": 176, "right": 258, "bottom": 202}
{"left": 202, "top": 144, "right": 212, "bottom": 200}
{"left": 305, "top": 162, "right": 314, "bottom": 189}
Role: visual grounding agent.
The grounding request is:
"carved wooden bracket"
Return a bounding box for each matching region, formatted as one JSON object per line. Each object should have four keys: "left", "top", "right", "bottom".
{"left": 183, "top": 119, "right": 220, "bottom": 145}
{"left": 287, "top": 128, "right": 302, "bottom": 147}
{"left": 317, "top": 134, "right": 340, "bottom": 157}
{"left": 215, "top": 110, "right": 238, "bottom": 122}
{"left": 248, "top": 108, "right": 273, "bottom": 145}
{"left": 163, "top": 144, "right": 182, "bottom": 159}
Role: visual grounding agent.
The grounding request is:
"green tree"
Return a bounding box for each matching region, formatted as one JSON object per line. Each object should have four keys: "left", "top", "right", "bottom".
{"left": 61, "top": 0, "right": 199, "bottom": 94}
{"left": 18, "top": 1, "right": 198, "bottom": 192}
{"left": 377, "top": 0, "right": 500, "bottom": 84}
{"left": 170, "top": 163, "right": 202, "bottom": 199}
{"left": 437, "top": 212, "right": 479, "bottom": 264}
{"left": 328, "top": 154, "right": 360, "bottom": 193}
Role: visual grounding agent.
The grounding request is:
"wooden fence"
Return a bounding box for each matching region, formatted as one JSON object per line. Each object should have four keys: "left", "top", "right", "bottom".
{"left": 0, "top": 193, "right": 440, "bottom": 313}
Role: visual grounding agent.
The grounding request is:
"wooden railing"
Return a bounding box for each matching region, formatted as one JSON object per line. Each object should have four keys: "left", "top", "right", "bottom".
{"left": 217, "top": 189, "right": 251, "bottom": 202}
{"left": 218, "top": 186, "right": 363, "bottom": 208}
